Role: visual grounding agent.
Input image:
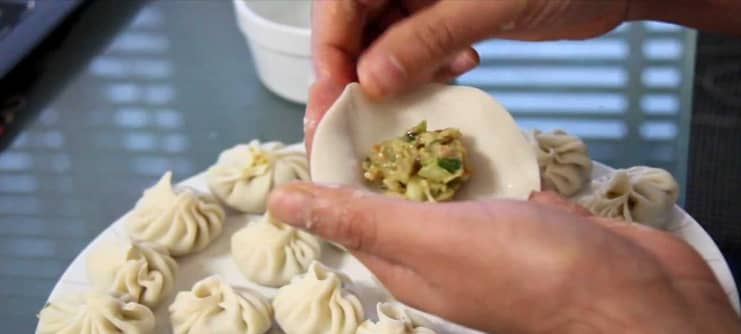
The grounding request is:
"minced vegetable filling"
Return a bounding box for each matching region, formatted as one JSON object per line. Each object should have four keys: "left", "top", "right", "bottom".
{"left": 362, "top": 121, "right": 471, "bottom": 202}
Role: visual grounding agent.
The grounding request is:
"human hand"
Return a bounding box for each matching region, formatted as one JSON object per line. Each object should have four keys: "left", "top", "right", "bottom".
{"left": 305, "top": 0, "right": 632, "bottom": 151}
{"left": 269, "top": 183, "right": 741, "bottom": 333}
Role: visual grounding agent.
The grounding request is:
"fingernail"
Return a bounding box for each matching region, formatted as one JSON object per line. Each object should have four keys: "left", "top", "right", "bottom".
{"left": 448, "top": 51, "right": 478, "bottom": 75}
{"left": 358, "top": 53, "right": 407, "bottom": 98}
{"left": 269, "top": 185, "right": 314, "bottom": 227}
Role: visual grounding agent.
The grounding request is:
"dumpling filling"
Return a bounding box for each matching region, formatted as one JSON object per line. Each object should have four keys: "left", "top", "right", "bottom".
{"left": 362, "top": 121, "right": 471, "bottom": 202}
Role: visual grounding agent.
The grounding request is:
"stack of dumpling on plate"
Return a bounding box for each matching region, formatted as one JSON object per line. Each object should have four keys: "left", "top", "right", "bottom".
{"left": 39, "top": 139, "right": 413, "bottom": 334}
{"left": 38, "top": 168, "right": 229, "bottom": 334}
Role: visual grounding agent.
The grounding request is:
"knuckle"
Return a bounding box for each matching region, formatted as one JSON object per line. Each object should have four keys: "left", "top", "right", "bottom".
{"left": 350, "top": 210, "right": 379, "bottom": 251}
{"left": 410, "top": 19, "right": 458, "bottom": 60}
{"left": 330, "top": 198, "right": 379, "bottom": 252}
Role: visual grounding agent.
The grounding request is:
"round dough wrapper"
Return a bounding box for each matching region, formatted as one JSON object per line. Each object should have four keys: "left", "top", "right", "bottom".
{"left": 310, "top": 83, "right": 540, "bottom": 200}
{"left": 86, "top": 240, "right": 177, "bottom": 308}
{"left": 37, "top": 292, "right": 155, "bottom": 334}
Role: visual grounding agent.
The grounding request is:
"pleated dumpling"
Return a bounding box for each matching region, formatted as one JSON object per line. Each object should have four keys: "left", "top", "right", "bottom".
{"left": 86, "top": 240, "right": 177, "bottom": 308}
{"left": 37, "top": 292, "right": 155, "bottom": 334}
{"left": 578, "top": 166, "right": 679, "bottom": 229}
{"left": 169, "top": 276, "right": 273, "bottom": 334}
{"left": 231, "top": 213, "right": 322, "bottom": 287}
{"left": 207, "top": 140, "right": 309, "bottom": 213}
{"left": 525, "top": 129, "right": 592, "bottom": 197}
{"left": 125, "top": 171, "right": 225, "bottom": 256}
{"left": 357, "top": 303, "right": 437, "bottom": 334}
{"left": 274, "top": 261, "right": 364, "bottom": 334}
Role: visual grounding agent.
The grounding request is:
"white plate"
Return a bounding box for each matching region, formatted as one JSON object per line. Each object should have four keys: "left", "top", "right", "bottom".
{"left": 38, "top": 145, "right": 740, "bottom": 334}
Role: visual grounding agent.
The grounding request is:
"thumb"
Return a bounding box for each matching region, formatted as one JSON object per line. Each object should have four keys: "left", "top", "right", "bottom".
{"left": 267, "top": 181, "right": 514, "bottom": 264}
{"left": 357, "top": 1, "right": 521, "bottom": 98}
{"left": 267, "top": 182, "right": 433, "bottom": 262}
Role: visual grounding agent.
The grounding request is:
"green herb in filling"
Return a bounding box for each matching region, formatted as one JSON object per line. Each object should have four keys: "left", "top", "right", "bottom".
{"left": 362, "top": 121, "right": 471, "bottom": 202}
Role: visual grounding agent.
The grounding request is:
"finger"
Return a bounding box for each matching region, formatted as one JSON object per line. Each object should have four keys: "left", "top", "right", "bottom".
{"left": 363, "top": 6, "right": 407, "bottom": 50}
{"left": 351, "top": 250, "right": 440, "bottom": 308}
{"left": 368, "top": 3, "right": 407, "bottom": 35}
{"left": 401, "top": 0, "right": 435, "bottom": 11}
{"left": 357, "top": 1, "right": 523, "bottom": 98}
{"left": 268, "top": 182, "right": 428, "bottom": 263}
{"left": 267, "top": 181, "right": 509, "bottom": 265}
{"left": 312, "top": 0, "right": 385, "bottom": 81}
{"left": 308, "top": 0, "right": 386, "bottom": 151}
{"left": 431, "top": 47, "right": 480, "bottom": 82}
{"left": 529, "top": 191, "right": 593, "bottom": 217}
{"left": 304, "top": 78, "right": 347, "bottom": 154}
{"left": 311, "top": 0, "right": 356, "bottom": 81}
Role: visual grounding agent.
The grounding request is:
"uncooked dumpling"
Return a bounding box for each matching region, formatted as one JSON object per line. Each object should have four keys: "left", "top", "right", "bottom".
{"left": 310, "top": 83, "right": 540, "bottom": 200}
{"left": 231, "top": 213, "right": 322, "bottom": 287}
{"left": 357, "top": 303, "right": 437, "bottom": 334}
{"left": 125, "top": 171, "right": 225, "bottom": 256}
{"left": 207, "top": 140, "right": 309, "bottom": 213}
{"left": 274, "top": 261, "right": 364, "bottom": 334}
{"left": 169, "top": 276, "right": 273, "bottom": 334}
{"left": 37, "top": 292, "right": 155, "bottom": 334}
{"left": 578, "top": 166, "right": 679, "bottom": 229}
{"left": 86, "top": 240, "right": 177, "bottom": 308}
{"left": 525, "top": 129, "right": 592, "bottom": 196}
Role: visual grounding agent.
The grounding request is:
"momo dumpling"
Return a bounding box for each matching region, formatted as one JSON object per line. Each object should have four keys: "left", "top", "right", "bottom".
{"left": 125, "top": 171, "right": 225, "bottom": 256}
{"left": 578, "top": 166, "right": 679, "bottom": 228}
{"left": 231, "top": 213, "right": 322, "bottom": 287}
{"left": 274, "top": 261, "right": 364, "bottom": 334}
{"left": 169, "top": 276, "right": 272, "bottom": 334}
{"left": 86, "top": 240, "right": 177, "bottom": 308}
{"left": 357, "top": 303, "right": 437, "bottom": 334}
{"left": 207, "top": 140, "right": 309, "bottom": 213}
{"left": 525, "top": 129, "right": 592, "bottom": 197}
{"left": 37, "top": 292, "right": 155, "bottom": 334}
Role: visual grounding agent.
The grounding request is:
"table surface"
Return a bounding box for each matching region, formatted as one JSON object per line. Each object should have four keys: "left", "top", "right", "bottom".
{"left": 0, "top": 2, "right": 304, "bottom": 332}
{"left": 0, "top": 1, "right": 732, "bottom": 332}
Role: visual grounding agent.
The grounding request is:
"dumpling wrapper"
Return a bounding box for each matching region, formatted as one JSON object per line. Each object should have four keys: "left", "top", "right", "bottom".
{"left": 273, "top": 261, "right": 364, "bottom": 334}
{"left": 37, "top": 292, "right": 155, "bottom": 334}
{"left": 310, "top": 83, "right": 540, "bottom": 200}
{"left": 577, "top": 166, "right": 679, "bottom": 229}
{"left": 525, "top": 129, "right": 592, "bottom": 197}
{"left": 357, "top": 302, "right": 437, "bottom": 334}
{"left": 86, "top": 240, "right": 177, "bottom": 308}
{"left": 231, "top": 213, "right": 322, "bottom": 287}
{"left": 169, "top": 275, "right": 273, "bottom": 334}
{"left": 125, "top": 171, "right": 225, "bottom": 256}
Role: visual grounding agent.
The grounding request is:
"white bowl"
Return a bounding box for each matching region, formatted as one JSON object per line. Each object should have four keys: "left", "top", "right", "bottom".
{"left": 233, "top": 0, "right": 312, "bottom": 104}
